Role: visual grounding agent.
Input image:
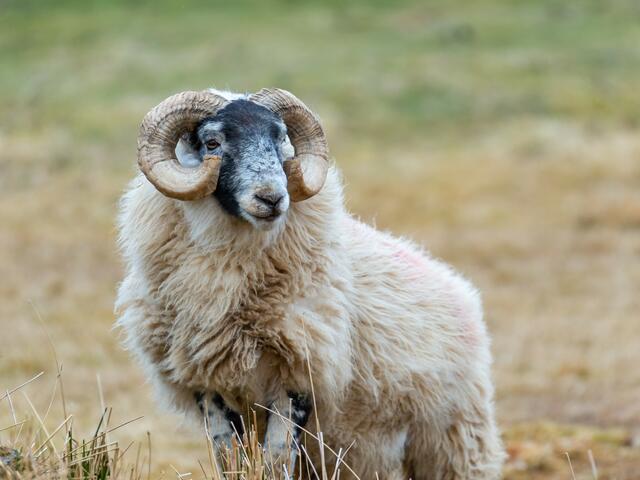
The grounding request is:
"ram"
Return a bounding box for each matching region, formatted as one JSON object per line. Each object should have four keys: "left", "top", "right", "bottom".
{"left": 115, "top": 88, "right": 505, "bottom": 479}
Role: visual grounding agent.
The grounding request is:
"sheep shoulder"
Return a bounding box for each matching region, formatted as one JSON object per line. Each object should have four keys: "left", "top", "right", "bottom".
{"left": 341, "top": 218, "right": 490, "bottom": 406}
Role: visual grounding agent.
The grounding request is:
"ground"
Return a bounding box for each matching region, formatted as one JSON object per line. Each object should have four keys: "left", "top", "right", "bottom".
{"left": 1, "top": 0, "right": 639, "bottom": 478}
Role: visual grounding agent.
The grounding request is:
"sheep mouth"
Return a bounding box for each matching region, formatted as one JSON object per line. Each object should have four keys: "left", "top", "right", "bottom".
{"left": 243, "top": 209, "right": 285, "bottom": 229}
{"left": 249, "top": 212, "right": 281, "bottom": 222}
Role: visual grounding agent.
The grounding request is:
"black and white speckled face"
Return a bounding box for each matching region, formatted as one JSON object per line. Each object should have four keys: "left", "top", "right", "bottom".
{"left": 179, "top": 100, "right": 292, "bottom": 228}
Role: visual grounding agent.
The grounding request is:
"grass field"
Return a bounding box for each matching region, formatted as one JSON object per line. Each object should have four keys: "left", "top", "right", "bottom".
{"left": 1, "top": 0, "right": 640, "bottom": 478}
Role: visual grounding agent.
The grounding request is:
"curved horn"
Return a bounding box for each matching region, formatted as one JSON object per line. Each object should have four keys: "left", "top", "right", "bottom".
{"left": 137, "top": 90, "right": 228, "bottom": 201}
{"left": 249, "top": 88, "right": 329, "bottom": 202}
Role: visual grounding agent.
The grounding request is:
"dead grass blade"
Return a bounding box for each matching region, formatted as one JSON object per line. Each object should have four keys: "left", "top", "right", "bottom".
{"left": 0, "top": 372, "right": 45, "bottom": 402}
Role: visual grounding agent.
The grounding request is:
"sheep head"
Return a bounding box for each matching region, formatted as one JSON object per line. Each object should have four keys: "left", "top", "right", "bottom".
{"left": 137, "top": 89, "right": 329, "bottom": 222}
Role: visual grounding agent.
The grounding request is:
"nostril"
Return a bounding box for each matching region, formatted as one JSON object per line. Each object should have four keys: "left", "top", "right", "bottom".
{"left": 255, "top": 192, "right": 284, "bottom": 208}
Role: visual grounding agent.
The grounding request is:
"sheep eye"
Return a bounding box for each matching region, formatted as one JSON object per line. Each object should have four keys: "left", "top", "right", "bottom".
{"left": 205, "top": 140, "right": 220, "bottom": 150}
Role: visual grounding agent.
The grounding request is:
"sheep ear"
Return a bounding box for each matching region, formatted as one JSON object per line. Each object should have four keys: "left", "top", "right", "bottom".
{"left": 282, "top": 134, "right": 295, "bottom": 160}
{"left": 175, "top": 133, "right": 203, "bottom": 168}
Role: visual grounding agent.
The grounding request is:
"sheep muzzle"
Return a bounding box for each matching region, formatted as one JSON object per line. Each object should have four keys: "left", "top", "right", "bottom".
{"left": 249, "top": 88, "right": 330, "bottom": 202}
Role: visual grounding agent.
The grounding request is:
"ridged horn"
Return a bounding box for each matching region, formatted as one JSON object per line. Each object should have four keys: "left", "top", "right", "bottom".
{"left": 137, "top": 90, "right": 228, "bottom": 201}
{"left": 249, "top": 88, "right": 329, "bottom": 202}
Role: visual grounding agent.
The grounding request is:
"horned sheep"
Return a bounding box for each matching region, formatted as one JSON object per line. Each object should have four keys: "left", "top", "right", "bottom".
{"left": 115, "top": 87, "right": 505, "bottom": 479}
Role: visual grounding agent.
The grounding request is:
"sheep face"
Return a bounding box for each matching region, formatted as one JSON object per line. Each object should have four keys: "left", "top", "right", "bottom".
{"left": 177, "top": 100, "right": 292, "bottom": 229}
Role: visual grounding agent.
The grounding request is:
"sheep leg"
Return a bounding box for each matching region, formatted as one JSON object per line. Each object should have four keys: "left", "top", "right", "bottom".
{"left": 195, "top": 392, "right": 244, "bottom": 465}
{"left": 407, "top": 416, "right": 504, "bottom": 480}
{"left": 264, "top": 391, "right": 312, "bottom": 477}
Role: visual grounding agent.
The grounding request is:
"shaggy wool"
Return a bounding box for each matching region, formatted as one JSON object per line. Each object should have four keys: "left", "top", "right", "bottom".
{"left": 116, "top": 167, "right": 505, "bottom": 479}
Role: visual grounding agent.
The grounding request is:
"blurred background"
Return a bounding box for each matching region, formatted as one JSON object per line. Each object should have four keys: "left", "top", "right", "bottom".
{"left": 1, "top": 0, "right": 639, "bottom": 478}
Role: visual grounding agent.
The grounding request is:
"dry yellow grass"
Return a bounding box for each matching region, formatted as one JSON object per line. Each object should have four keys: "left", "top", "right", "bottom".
{"left": 2, "top": 1, "right": 640, "bottom": 478}
{"left": 2, "top": 124, "right": 639, "bottom": 478}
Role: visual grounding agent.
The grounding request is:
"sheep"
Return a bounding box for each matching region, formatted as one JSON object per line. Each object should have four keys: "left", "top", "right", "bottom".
{"left": 115, "top": 87, "right": 506, "bottom": 479}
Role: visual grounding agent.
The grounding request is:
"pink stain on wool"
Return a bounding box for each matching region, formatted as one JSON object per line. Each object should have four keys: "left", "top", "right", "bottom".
{"left": 390, "top": 243, "right": 430, "bottom": 280}
{"left": 383, "top": 237, "right": 484, "bottom": 349}
{"left": 450, "top": 298, "right": 484, "bottom": 349}
{"left": 346, "top": 220, "right": 483, "bottom": 348}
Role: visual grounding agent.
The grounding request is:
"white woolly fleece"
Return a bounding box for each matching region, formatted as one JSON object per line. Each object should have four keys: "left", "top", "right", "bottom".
{"left": 116, "top": 126, "right": 505, "bottom": 479}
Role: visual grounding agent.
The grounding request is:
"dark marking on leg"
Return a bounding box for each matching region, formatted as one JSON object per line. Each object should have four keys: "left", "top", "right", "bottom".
{"left": 264, "top": 391, "right": 313, "bottom": 477}
{"left": 194, "top": 391, "right": 205, "bottom": 415}
{"left": 213, "top": 393, "right": 244, "bottom": 438}
{"left": 287, "top": 391, "right": 312, "bottom": 443}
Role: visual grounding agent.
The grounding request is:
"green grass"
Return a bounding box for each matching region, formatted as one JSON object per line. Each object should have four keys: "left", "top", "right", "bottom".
{"left": 2, "top": 0, "right": 640, "bottom": 174}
